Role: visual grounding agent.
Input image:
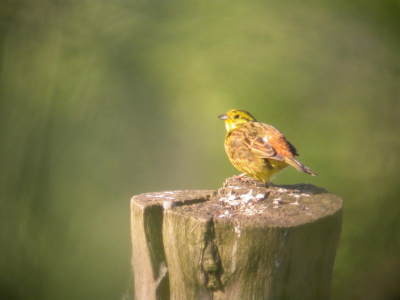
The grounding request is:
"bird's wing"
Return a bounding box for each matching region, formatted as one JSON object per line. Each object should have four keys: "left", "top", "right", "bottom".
{"left": 245, "top": 136, "right": 286, "bottom": 161}
{"left": 244, "top": 123, "right": 297, "bottom": 161}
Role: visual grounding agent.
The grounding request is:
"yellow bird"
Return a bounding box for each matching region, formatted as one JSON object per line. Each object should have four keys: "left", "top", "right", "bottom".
{"left": 219, "top": 109, "right": 317, "bottom": 183}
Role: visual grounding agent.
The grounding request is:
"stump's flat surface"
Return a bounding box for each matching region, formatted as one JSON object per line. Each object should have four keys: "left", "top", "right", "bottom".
{"left": 131, "top": 189, "right": 215, "bottom": 207}
{"left": 175, "top": 177, "right": 342, "bottom": 227}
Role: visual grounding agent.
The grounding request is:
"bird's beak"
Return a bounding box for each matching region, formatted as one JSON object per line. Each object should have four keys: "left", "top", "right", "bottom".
{"left": 218, "top": 114, "right": 229, "bottom": 120}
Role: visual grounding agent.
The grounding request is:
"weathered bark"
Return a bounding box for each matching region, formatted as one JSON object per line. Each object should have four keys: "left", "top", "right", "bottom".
{"left": 131, "top": 178, "right": 343, "bottom": 300}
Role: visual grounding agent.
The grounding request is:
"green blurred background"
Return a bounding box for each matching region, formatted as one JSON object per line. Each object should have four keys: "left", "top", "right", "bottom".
{"left": 1, "top": 0, "right": 399, "bottom": 299}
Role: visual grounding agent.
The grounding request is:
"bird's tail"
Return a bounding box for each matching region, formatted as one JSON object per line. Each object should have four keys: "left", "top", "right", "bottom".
{"left": 284, "top": 157, "right": 318, "bottom": 176}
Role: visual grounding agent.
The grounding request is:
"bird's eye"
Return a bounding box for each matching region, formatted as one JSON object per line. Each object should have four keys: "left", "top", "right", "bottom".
{"left": 234, "top": 114, "right": 240, "bottom": 119}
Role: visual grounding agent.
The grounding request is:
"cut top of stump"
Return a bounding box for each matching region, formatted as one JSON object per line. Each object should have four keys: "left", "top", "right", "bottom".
{"left": 131, "top": 178, "right": 343, "bottom": 228}
{"left": 192, "top": 177, "right": 343, "bottom": 228}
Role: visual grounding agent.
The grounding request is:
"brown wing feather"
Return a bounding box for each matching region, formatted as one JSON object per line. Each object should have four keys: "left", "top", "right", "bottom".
{"left": 249, "top": 137, "right": 285, "bottom": 161}
{"left": 245, "top": 123, "right": 297, "bottom": 161}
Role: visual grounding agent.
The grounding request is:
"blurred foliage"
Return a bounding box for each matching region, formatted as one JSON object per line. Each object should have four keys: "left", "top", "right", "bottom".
{"left": 0, "top": 0, "right": 399, "bottom": 299}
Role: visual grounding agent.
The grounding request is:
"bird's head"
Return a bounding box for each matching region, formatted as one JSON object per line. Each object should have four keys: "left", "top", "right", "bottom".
{"left": 218, "top": 109, "right": 257, "bottom": 132}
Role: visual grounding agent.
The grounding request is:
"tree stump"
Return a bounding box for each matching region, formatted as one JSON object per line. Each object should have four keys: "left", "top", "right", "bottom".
{"left": 130, "top": 178, "right": 343, "bottom": 300}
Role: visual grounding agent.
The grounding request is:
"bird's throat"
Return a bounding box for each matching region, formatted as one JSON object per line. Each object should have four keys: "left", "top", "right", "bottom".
{"left": 225, "top": 122, "right": 236, "bottom": 132}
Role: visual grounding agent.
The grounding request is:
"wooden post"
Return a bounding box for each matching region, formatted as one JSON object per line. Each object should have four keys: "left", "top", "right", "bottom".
{"left": 130, "top": 178, "right": 343, "bottom": 300}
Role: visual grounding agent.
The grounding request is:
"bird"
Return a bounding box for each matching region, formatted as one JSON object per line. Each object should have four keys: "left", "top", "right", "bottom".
{"left": 218, "top": 109, "right": 317, "bottom": 183}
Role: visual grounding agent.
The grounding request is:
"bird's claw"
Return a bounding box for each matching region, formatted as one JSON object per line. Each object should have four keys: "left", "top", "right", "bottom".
{"left": 233, "top": 173, "right": 252, "bottom": 181}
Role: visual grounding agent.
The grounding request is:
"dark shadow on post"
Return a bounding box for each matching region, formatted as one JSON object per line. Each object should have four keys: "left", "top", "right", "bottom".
{"left": 143, "top": 205, "right": 169, "bottom": 299}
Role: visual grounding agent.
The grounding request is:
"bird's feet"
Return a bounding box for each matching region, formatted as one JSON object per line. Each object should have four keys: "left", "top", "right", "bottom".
{"left": 233, "top": 173, "right": 252, "bottom": 182}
